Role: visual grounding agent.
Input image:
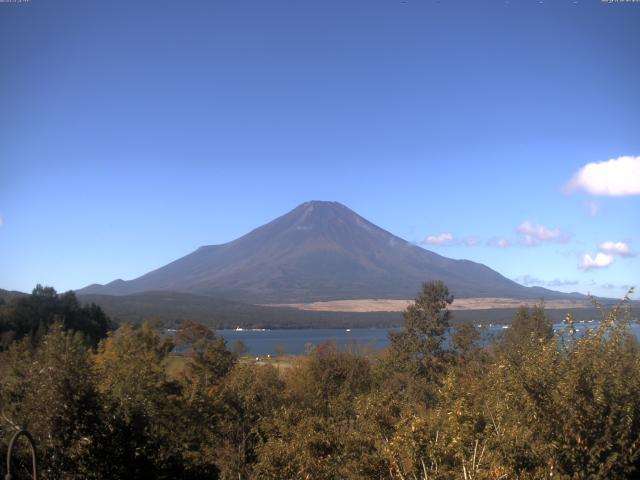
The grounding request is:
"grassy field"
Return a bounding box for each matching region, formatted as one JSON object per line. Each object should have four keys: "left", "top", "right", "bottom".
{"left": 265, "top": 297, "right": 592, "bottom": 312}
{"left": 165, "top": 353, "right": 296, "bottom": 380}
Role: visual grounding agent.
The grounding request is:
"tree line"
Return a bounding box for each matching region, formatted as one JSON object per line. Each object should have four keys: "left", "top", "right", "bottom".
{"left": 1, "top": 282, "right": 639, "bottom": 479}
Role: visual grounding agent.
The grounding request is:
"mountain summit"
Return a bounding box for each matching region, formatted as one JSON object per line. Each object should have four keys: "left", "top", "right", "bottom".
{"left": 78, "top": 201, "right": 566, "bottom": 302}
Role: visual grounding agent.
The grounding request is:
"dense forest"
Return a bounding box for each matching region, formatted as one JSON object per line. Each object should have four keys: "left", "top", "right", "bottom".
{"left": 0, "top": 285, "right": 112, "bottom": 350}
{"left": 1, "top": 282, "right": 639, "bottom": 479}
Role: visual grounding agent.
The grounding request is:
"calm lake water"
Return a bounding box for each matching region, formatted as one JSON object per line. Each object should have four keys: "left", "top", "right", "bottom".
{"left": 218, "top": 328, "right": 400, "bottom": 356}
{"left": 217, "top": 321, "right": 640, "bottom": 356}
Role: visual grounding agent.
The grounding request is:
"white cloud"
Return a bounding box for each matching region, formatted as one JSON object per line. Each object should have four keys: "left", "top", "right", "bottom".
{"left": 576, "top": 241, "right": 633, "bottom": 273}
{"left": 0, "top": 215, "right": 3, "bottom": 227}
{"left": 487, "top": 237, "right": 511, "bottom": 248}
{"left": 584, "top": 200, "right": 600, "bottom": 217}
{"left": 516, "top": 275, "right": 542, "bottom": 286}
{"left": 598, "top": 241, "right": 635, "bottom": 257}
{"left": 516, "top": 275, "right": 579, "bottom": 288}
{"left": 565, "top": 155, "right": 640, "bottom": 196}
{"left": 547, "top": 278, "right": 580, "bottom": 288}
{"left": 602, "top": 283, "right": 632, "bottom": 291}
{"left": 516, "top": 274, "right": 544, "bottom": 286}
{"left": 516, "top": 221, "right": 570, "bottom": 246}
{"left": 421, "top": 234, "right": 481, "bottom": 247}
{"left": 423, "top": 232, "right": 454, "bottom": 246}
{"left": 579, "top": 252, "right": 614, "bottom": 271}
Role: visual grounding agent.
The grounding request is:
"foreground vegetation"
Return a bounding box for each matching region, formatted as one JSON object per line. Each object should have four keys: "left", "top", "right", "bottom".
{"left": 1, "top": 282, "right": 639, "bottom": 479}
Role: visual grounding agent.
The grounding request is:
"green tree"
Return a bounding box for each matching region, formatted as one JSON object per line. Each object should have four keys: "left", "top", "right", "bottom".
{"left": 501, "top": 303, "right": 553, "bottom": 349}
{"left": 486, "top": 295, "right": 640, "bottom": 478}
{"left": 176, "top": 320, "right": 236, "bottom": 399}
{"left": 382, "top": 280, "right": 454, "bottom": 403}
{"left": 451, "top": 320, "right": 483, "bottom": 363}
{"left": 0, "top": 285, "right": 112, "bottom": 350}
{"left": 94, "top": 321, "right": 190, "bottom": 478}
{"left": 257, "top": 410, "right": 390, "bottom": 480}
{"left": 212, "top": 363, "right": 285, "bottom": 479}
{"left": 286, "top": 341, "right": 372, "bottom": 418}
{"left": 0, "top": 324, "right": 107, "bottom": 479}
{"left": 255, "top": 342, "right": 383, "bottom": 480}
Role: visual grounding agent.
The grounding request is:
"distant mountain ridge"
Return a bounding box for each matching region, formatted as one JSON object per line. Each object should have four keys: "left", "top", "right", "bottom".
{"left": 77, "top": 201, "right": 580, "bottom": 303}
{"left": 0, "top": 288, "right": 28, "bottom": 302}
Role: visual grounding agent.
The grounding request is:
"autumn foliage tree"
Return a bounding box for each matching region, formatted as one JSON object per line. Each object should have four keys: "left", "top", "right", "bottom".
{"left": 2, "top": 283, "right": 640, "bottom": 480}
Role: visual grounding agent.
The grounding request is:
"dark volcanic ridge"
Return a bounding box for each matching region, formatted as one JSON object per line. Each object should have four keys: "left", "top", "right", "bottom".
{"left": 77, "top": 201, "right": 581, "bottom": 303}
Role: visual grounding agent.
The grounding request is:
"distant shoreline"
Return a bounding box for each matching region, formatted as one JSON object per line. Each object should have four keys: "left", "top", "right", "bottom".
{"left": 263, "top": 297, "right": 592, "bottom": 313}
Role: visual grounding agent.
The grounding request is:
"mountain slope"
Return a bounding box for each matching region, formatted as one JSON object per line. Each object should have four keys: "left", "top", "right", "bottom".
{"left": 0, "top": 288, "right": 28, "bottom": 302}
{"left": 77, "top": 201, "right": 575, "bottom": 302}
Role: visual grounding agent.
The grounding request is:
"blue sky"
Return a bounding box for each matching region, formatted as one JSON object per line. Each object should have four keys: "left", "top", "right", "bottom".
{"left": 1, "top": 0, "right": 639, "bottom": 298}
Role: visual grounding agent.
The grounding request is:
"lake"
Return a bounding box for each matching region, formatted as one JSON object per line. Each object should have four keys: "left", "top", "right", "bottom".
{"left": 217, "top": 321, "right": 640, "bottom": 356}
{"left": 218, "top": 327, "right": 401, "bottom": 356}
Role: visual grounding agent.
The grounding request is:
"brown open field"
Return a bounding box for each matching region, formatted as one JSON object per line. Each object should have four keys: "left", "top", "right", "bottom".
{"left": 265, "top": 297, "right": 591, "bottom": 313}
